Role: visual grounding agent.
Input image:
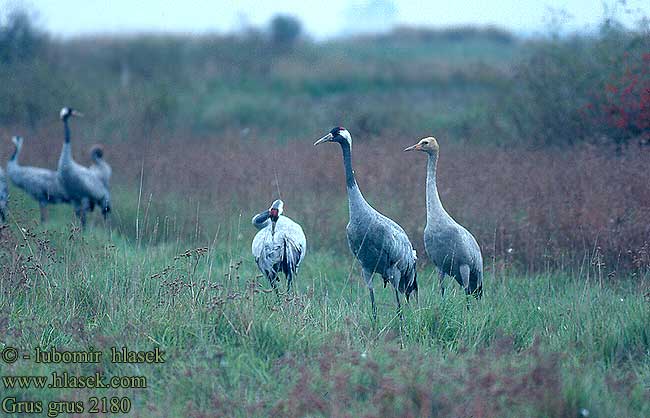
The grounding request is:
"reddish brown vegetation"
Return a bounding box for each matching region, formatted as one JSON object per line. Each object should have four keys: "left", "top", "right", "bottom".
{"left": 2, "top": 128, "right": 649, "bottom": 275}
{"left": 593, "top": 51, "right": 650, "bottom": 146}
{"left": 200, "top": 336, "right": 568, "bottom": 417}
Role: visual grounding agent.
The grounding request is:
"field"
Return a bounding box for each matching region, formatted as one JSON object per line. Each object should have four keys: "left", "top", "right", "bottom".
{"left": 1, "top": 10, "right": 650, "bottom": 418}
{"left": 1, "top": 201, "right": 649, "bottom": 417}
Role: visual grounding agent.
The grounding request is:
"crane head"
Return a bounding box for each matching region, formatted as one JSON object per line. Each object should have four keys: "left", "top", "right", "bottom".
{"left": 60, "top": 107, "right": 84, "bottom": 120}
{"left": 11, "top": 136, "right": 23, "bottom": 147}
{"left": 404, "top": 136, "right": 439, "bottom": 154}
{"left": 268, "top": 199, "right": 284, "bottom": 222}
{"left": 314, "top": 126, "right": 352, "bottom": 147}
{"left": 90, "top": 144, "right": 104, "bottom": 160}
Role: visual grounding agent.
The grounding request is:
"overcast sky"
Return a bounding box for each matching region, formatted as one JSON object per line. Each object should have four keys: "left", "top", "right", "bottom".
{"left": 2, "top": 0, "right": 649, "bottom": 38}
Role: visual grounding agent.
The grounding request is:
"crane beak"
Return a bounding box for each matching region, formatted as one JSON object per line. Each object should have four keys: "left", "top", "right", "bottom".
{"left": 314, "top": 132, "right": 333, "bottom": 146}
{"left": 72, "top": 110, "right": 84, "bottom": 117}
{"left": 403, "top": 144, "right": 420, "bottom": 152}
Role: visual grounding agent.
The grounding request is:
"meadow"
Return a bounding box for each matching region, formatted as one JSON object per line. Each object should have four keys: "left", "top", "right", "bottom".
{"left": 1, "top": 10, "right": 650, "bottom": 418}
{"left": 0, "top": 195, "right": 648, "bottom": 417}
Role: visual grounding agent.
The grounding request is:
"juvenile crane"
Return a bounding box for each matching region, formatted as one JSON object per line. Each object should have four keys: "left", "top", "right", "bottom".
{"left": 7, "top": 136, "right": 69, "bottom": 222}
{"left": 314, "top": 127, "right": 418, "bottom": 320}
{"left": 404, "top": 137, "right": 483, "bottom": 298}
{"left": 89, "top": 145, "right": 111, "bottom": 189}
{"left": 251, "top": 199, "right": 306, "bottom": 293}
{"left": 57, "top": 108, "right": 111, "bottom": 227}
{"left": 0, "top": 165, "right": 7, "bottom": 222}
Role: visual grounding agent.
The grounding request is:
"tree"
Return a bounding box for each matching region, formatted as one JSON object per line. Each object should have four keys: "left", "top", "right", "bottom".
{"left": 0, "top": 8, "right": 46, "bottom": 64}
{"left": 269, "top": 14, "right": 302, "bottom": 51}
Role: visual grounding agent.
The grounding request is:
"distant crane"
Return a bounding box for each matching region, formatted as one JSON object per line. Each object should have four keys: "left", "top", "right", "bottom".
{"left": 57, "top": 108, "right": 111, "bottom": 227}
{"left": 7, "top": 136, "right": 69, "bottom": 223}
{"left": 404, "top": 137, "right": 483, "bottom": 298}
{"left": 252, "top": 199, "right": 306, "bottom": 293}
{"left": 0, "top": 165, "right": 7, "bottom": 223}
{"left": 315, "top": 127, "right": 418, "bottom": 320}
{"left": 89, "top": 145, "right": 111, "bottom": 189}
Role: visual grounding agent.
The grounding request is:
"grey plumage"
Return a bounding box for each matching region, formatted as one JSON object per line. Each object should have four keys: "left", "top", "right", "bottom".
{"left": 0, "top": 165, "right": 8, "bottom": 222}
{"left": 315, "top": 127, "right": 418, "bottom": 320}
{"left": 7, "top": 136, "right": 69, "bottom": 222}
{"left": 404, "top": 136, "right": 483, "bottom": 298}
{"left": 252, "top": 199, "right": 306, "bottom": 293}
{"left": 57, "top": 107, "right": 111, "bottom": 227}
{"left": 89, "top": 145, "right": 111, "bottom": 189}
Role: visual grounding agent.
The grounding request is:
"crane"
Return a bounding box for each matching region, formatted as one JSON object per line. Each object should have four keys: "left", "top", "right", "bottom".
{"left": 314, "top": 127, "right": 418, "bottom": 320}
{"left": 252, "top": 199, "right": 306, "bottom": 293}
{"left": 57, "top": 108, "right": 111, "bottom": 228}
{"left": 89, "top": 145, "right": 111, "bottom": 189}
{"left": 404, "top": 137, "right": 483, "bottom": 298}
{"left": 7, "top": 135, "right": 69, "bottom": 223}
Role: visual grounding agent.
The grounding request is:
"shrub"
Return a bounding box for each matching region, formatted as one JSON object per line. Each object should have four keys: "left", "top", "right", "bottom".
{"left": 503, "top": 20, "right": 650, "bottom": 148}
{"left": 594, "top": 51, "right": 650, "bottom": 147}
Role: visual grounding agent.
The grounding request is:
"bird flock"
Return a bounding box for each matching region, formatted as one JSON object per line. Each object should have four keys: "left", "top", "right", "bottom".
{"left": 1, "top": 107, "right": 111, "bottom": 228}
{"left": 254, "top": 127, "right": 483, "bottom": 320}
{"left": 1, "top": 109, "right": 482, "bottom": 319}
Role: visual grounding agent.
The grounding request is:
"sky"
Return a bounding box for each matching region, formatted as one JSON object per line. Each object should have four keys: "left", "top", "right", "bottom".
{"left": 2, "top": 0, "right": 649, "bottom": 39}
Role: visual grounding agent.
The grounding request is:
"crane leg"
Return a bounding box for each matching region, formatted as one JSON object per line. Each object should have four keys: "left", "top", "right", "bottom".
{"left": 388, "top": 269, "right": 404, "bottom": 322}
{"left": 268, "top": 273, "right": 280, "bottom": 300}
{"left": 460, "top": 264, "right": 471, "bottom": 294}
{"left": 394, "top": 286, "right": 405, "bottom": 349}
{"left": 460, "top": 264, "right": 472, "bottom": 309}
{"left": 469, "top": 270, "right": 483, "bottom": 300}
{"left": 438, "top": 268, "right": 446, "bottom": 297}
{"left": 73, "top": 203, "right": 87, "bottom": 229}
{"left": 362, "top": 269, "right": 377, "bottom": 321}
{"left": 369, "top": 288, "right": 377, "bottom": 321}
{"left": 79, "top": 208, "right": 87, "bottom": 229}
{"left": 393, "top": 287, "right": 403, "bottom": 322}
{"left": 39, "top": 203, "right": 48, "bottom": 224}
{"left": 473, "top": 271, "right": 483, "bottom": 300}
{"left": 286, "top": 271, "right": 293, "bottom": 293}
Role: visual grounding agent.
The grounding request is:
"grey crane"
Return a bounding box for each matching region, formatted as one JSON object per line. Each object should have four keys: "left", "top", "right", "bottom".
{"left": 0, "top": 165, "right": 7, "bottom": 223}
{"left": 404, "top": 137, "right": 483, "bottom": 298}
{"left": 57, "top": 107, "right": 111, "bottom": 228}
{"left": 89, "top": 145, "right": 111, "bottom": 189}
{"left": 7, "top": 136, "right": 70, "bottom": 223}
{"left": 252, "top": 199, "right": 306, "bottom": 293}
{"left": 314, "top": 127, "right": 418, "bottom": 320}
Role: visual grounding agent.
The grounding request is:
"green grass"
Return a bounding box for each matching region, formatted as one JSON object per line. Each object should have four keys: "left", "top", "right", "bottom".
{"left": 0, "top": 196, "right": 648, "bottom": 417}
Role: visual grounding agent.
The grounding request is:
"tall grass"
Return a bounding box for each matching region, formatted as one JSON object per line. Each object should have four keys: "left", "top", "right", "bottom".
{"left": 0, "top": 208, "right": 648, "bottom": 417}
{"left": 4, "top": 127, "right": 647, "bottom": 275}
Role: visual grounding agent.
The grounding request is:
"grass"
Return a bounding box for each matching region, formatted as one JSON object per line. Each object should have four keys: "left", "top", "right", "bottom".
{"left": 0, "top": 196, "right": 649, "bottom": 417}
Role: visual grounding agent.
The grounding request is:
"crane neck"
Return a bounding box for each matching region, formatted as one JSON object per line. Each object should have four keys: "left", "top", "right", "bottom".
{"left": 252, "top": 210, "right": 271, "bottom": 230}
{"left": 63, "top": 117, "right": 71, "bottom": 144}
{"left": 426, "top": 151, "right": 448, "bottom": 223}
{"left": 9, "top": 141, "right": 21, "bottom": 163}
{"left": 59, "top": 118, "right": 73, "bottom": 168}
{"left": 340, "top": 140, "right": 371, "bottom": 215}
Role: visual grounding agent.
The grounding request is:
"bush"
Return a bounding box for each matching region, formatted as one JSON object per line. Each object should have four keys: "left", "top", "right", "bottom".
{"left": 593, "top": 50, "right": 650, "bottom": 147}
{"left": 503, "top": 21, "right": 650, "bottom": 148}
